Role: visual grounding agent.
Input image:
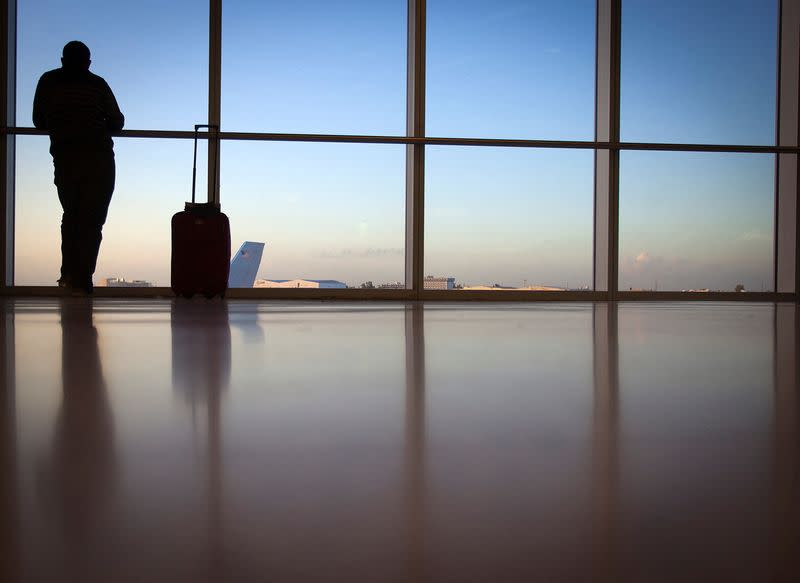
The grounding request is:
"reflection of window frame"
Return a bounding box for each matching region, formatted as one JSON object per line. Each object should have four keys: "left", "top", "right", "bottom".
{"left": 0, "top": 0, "right": 797, "bottom": 301}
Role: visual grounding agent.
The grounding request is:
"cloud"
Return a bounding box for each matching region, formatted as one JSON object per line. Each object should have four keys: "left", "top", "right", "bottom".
{"left": 320, "top": 248, "right": 403, "bottom": 259}
{"left": 362, "top": 248, "right": 403, "bottom": 257}
{"left": 740, "top": 230, "right": 770, "bottom": 242}
{"left": 634, "top": 251, "right": 651, "bottom": 265}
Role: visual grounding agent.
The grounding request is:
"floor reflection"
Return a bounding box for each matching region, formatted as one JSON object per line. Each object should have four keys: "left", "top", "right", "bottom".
{"left": 0, "top": 301, "right": 18, "bottom": 582}
{"left": 0, "top": 300, "right": 797, "bottom": 581}
{"left": 592, "top": 302, "right": 620, "bottom": 583}
{"left": 405, "top": 303, "right": 426, "bottom": 582}
{"left": 773, "top": 303, "right": 799, "bottom": 581}
{"left": 615, "top": 303, "right": 796, "bottom": 582}
{"left": 38, "top": 300, "right": 116, "bottom": 580}
{"left": 171, "top": 300, "right": 232, "bottom": 580}
{"left": 171, "top": 300, "right": 231, "bottom": 407}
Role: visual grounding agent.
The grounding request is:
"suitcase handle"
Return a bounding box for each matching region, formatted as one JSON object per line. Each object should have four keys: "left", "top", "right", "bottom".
{"left": 192, "top": 124, "right": 220, "bottom": 205}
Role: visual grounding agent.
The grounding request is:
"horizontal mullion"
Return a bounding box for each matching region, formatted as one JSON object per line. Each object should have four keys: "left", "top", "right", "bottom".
{"left": 615, "top": 141, "right": 790, "bottom": 154}
{"left": 6, "top": 127, "right": 197, "bottom": 139}
{"left": 4, "top": 126, "right": 798, "bottom": 154}
{"left": 221, "top": 131, "right": 600, "bottom": 149}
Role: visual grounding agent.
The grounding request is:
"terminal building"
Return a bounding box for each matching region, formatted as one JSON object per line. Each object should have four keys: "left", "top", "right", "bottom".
{"left": 377, "top": 277, "right": 456, "bottom": 290}
{"left": 254, "top": 279, "right": 347, "bottom": 289}
{"left": 102, "top": 277, "right": 153, "bottom": 288}
{"left": 422, "top": 276, "right": 455, "bottom": 290}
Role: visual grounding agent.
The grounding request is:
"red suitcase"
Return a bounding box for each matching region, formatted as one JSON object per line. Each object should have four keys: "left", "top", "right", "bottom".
{"left": 171, "top": 125, "right": 231, "bottom": 298}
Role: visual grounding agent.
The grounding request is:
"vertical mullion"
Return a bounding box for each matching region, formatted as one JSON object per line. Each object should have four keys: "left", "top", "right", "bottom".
{"left": 208, "top": 0, "right": 222, "bottom": 205}
{"left": 0, "top": 0, "right": 15, "bottom": 287}
{"left": 776, "top": 0, "right": 800, "bottom": 295}
{"left": 594, "top": 0, "right": 620, "bottom": 299}
{"left": 406, "top": 0, "right": 425, "bottom": 295}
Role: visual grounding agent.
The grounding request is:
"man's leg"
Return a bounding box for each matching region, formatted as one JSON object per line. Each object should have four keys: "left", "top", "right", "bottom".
{"left": 75, "top": 153, "right": 115, "bottom": 292}
{"left": 53, "top": 158, "right": 81, "bottom": 287}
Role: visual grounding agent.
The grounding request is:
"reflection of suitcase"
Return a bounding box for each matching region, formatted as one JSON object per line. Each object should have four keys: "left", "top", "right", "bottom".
{"left": 171, "top": 125, "right": 230, "bottom": 298}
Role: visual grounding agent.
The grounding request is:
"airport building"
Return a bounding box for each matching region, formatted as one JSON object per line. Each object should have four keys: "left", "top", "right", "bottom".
{"left": 102, "top": 277, "right": 154, "bottom": 288}
{"left": 254, "top": 279, "right": 347, "bottom": 289}
{"left": 422, "top": 276, "right": 455, "bottom": 290}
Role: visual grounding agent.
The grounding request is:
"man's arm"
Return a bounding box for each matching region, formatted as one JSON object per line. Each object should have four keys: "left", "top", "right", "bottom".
{"left": 102, "top": 80, "right": 124, "bottom": 134}
{"left": 32, "top": 75, "right": 49, "bottom": 130}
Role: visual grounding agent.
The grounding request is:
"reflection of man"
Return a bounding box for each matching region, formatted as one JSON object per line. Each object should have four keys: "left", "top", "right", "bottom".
{"left": 37, "top": 300, "right": 116, "bottom": 580}
{"left": 33, "top": 41, "right": 124, "bottom": 294}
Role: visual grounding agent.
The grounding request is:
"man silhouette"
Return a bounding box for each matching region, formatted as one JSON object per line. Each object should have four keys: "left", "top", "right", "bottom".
{"left": 33, "top": 41, "right": 124, "bottom": 294}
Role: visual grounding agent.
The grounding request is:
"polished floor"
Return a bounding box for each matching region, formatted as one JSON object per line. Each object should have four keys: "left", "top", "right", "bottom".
{"left": 0, "top": 299, "right": 798, "bottom": 582}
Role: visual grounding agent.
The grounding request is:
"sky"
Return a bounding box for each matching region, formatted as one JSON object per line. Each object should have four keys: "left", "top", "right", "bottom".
{"left": 13, "top": 0, "right": 777, "bottom": 290}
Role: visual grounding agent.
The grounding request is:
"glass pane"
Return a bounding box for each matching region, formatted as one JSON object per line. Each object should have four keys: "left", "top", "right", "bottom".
{"left": 15, "top": 136, "right": 202, "bottom": 286}
{"left": 16, "top": 0, "right": 207, "bottom": 130}
{"left": 619, "top": 151, "right": 774, "bottom": 292}
{"left": 427, "top": 0, "right": 595, "bottom": 140}
{"left": 222, "top": 0, "right": 406, "bottom": 135}
{"left": 221, "top": 142, "right": 405, "bottom": 288}
{"left": 425, "top": 147, "right": 594, "bottom": 290}
{"left": 620, "top": 0, "right": 777, "bottom": 145}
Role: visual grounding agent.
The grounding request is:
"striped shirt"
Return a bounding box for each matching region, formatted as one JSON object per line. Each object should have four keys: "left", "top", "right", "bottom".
{"left": 33, "top": 67, "right": 124, "bottom": 156}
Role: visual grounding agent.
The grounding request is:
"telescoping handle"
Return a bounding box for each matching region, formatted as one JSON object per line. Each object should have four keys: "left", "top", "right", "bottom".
{"left": 191, "top": 124, "right": 220, "bottom": 205}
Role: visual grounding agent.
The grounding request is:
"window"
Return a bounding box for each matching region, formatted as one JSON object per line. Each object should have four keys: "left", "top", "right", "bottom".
{"left": 619, "top": 152, "right": 774, "bottom": 292}
{"left": 222, "top": 0, "right": 406, "bottom": 135}
{"left": 427, "top": 0, "right": 595, "bottom": 139}
{"left": 3, "top": 0, "right": 794, "bottom": 298}
{"left": 620, "top": 0, "right": 777, "bottom": 145}
{"left": 15, "top": 137, "right": 201, "bottom": 286}
{"left": 17, "top": 0, "right": 208, "bottom": 130}
{"left": 425, "top": 147, "right": 593, "bottom": 290}
{"left": 221, "top": 141, "right": 405, "bottom": 288}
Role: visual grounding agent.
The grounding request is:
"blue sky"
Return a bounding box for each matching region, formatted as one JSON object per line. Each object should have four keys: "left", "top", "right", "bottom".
{"left": 13, "top": 0, "right": 777, "bottom": 290}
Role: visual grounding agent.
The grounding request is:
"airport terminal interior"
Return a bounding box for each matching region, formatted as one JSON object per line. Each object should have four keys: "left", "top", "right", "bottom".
{"left": 2, "top": 1, "right": 800, "bottom": 582}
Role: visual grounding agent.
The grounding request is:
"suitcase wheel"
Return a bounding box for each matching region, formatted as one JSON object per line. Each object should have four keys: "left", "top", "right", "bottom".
{"left": 181, "top": 293, "right": 194, "bottom": 299}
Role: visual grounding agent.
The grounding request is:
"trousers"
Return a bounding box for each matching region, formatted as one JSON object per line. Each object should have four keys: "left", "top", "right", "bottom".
{"left": 53, "top": 150, "right": 116, "bottom": 287}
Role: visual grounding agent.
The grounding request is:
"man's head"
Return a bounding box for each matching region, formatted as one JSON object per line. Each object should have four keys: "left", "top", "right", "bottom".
{"left": 61, "top": 41, "right": 91, "bottom": 70}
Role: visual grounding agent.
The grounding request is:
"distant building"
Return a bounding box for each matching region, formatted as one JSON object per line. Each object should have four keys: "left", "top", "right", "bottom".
{"left": 254, "top": 279, "right": 347, "bottom": 289}
{"left": 464, "top": 284, "right": 565, "bottom": 291}
{"left": 463, "top": 284, "right": 514, "bottom": 290}
{"left": 103, "top": 277, "right": 153, "bottom": 288}
{"left": 423, "top": 276, "right": 455, "bottom": 290}
{"left": 375, "top": 278, "right": 454, "bottom": 290}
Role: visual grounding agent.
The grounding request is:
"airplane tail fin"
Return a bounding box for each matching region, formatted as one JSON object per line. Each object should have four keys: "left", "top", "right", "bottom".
{"left": 228, "top": 242, "right": 265, "bottom": 288}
